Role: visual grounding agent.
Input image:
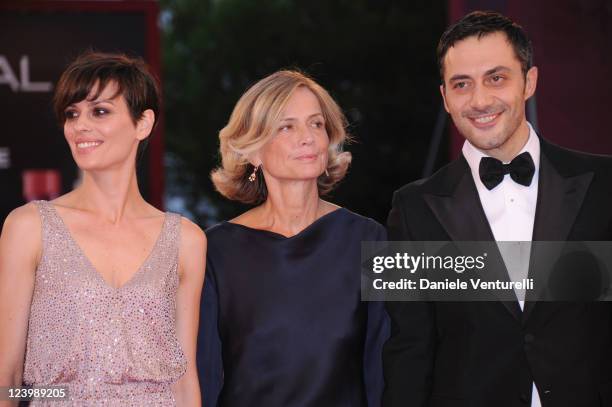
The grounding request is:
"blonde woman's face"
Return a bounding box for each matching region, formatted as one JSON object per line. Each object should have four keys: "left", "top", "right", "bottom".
{"left": 255, "top": 86, "right": 329, "bottom": 183}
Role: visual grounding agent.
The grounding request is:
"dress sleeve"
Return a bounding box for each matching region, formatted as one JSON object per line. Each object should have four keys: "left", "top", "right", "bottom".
{"left": 197, "top": 257, "right": 224, "bottom": 406}
{"left": 363, "top": 222, "right": 390, "bottom": 407}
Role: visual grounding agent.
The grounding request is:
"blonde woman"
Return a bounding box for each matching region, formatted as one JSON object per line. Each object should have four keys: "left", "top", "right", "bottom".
{"left": 198, "top": 70, "right": 388, "bottom": 406}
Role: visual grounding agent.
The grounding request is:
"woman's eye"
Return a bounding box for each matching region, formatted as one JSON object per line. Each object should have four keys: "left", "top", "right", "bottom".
{"left": 279, "top": 125, "right": 292, "bottom": 132}
{"left": 311, "top": 121, "right": 324, "bottom": 129}
{"left": 64, "top": 110, "right": 78, "bottom": 120}
{"left": 93, "top": 108, "right": 109, "bottom": 117}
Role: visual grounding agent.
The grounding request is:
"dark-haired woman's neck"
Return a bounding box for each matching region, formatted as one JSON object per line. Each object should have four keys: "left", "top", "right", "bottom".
{"left": 57, "top": 162, "right": 155, "bottom": 224}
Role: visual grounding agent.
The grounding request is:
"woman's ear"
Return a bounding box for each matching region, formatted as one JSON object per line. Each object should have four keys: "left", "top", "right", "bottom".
{"left": 136, "top": 109, "right": 155, "bottom": 140}
{"left": 248, "top": 150, "right": 262, "bottom": 168}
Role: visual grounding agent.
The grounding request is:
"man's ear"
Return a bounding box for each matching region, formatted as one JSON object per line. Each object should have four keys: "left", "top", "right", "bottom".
{"left": 524, "top": 66, "right": 538, "bottom": 101}
{"left": 136, "top": 109, "right": 155, "bottom": 141}
{"left": 440, "top": 84, "right": 450, "bottom": 113}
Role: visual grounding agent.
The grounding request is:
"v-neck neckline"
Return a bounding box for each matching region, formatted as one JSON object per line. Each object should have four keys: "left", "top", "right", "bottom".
{"left": 224, "top": 207, "right": 346, "bottom": 240}
{"left": 47, "top": 202, "right": 169, "bottom": 291}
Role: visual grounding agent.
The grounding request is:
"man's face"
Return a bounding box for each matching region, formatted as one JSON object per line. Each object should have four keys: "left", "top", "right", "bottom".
{"left": 440, "top": 32, "right": 537, "bottom": 160}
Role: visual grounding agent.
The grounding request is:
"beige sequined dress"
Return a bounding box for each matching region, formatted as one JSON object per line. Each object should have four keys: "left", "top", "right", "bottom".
{"left": 23, "top": 201, "right": 187, "bottom": 406}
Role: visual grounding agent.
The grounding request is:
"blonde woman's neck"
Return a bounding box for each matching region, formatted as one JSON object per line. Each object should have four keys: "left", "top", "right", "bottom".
{"left": 233, "top": 180, "right": 338, "bottom": 237}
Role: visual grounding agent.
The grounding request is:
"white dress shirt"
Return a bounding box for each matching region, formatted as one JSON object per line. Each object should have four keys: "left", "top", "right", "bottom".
{"left": 462, "top": 122, "right": 542, "bottom": 407}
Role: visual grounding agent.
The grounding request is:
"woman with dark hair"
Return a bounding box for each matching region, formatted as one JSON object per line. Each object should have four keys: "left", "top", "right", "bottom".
{"left": 199, "top": 70, "right": 388, "bottom": 406}
{"left": 0, "top": 52, "right": 205, "bottom": 406}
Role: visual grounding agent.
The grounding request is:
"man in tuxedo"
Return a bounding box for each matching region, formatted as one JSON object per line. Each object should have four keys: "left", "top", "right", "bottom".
{"left": 383, "top": 10, "right": 612, "bottom": 407}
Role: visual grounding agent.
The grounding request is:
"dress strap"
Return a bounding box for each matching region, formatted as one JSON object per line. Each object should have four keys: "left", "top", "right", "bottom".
{"left": 153, "top": 212, "right": 182, "bottom": 268}
{"left": 31, "top": 200, "right": 75, "bottom": 273}
{"left": 32, "top": 200, "right": 64, "bottom": 243}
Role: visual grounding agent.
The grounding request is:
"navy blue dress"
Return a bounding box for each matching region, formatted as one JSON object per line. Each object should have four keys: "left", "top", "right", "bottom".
{"left": 197, "top": 208, "right": 389, "bottom": 406}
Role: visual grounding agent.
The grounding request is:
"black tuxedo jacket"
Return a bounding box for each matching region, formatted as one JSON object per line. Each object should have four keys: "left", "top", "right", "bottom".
{"left": 383, "top": 139, "right": 612, "bottom": 407}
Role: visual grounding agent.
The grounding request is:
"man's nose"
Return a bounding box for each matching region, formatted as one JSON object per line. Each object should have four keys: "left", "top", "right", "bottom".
{"left": 470, "top": 83, "right": 493, "bottom": 111}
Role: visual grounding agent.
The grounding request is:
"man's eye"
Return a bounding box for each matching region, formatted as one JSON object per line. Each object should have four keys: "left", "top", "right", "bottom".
{"left": 490, "top": 75, "right": 504, "bottom": 84}
{"left": 454, "top": 82, "right": 467, "bottom": 89}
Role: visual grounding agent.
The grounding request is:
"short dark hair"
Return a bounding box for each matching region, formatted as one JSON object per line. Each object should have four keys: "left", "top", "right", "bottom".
{"left": 53, "top": 51, "right": 161, "bottom": 158}
{"left": 437, "top": 10, "right": 533, "bottom": 82}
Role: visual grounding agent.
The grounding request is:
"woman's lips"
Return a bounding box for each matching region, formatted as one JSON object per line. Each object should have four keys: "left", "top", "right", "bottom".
{"left": 295, "top": 154, "right": 318, "bottom": 161}
{"left": 75, "top": 140, "right": 104, "bottom": 152}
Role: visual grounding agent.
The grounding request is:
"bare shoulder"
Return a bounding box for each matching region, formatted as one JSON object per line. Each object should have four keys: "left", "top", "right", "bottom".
{"left": 179, "top": 216, "right": 206, "bottom": 250}
{"left": 1, "top": 202, "right": 41, "bottom": 237}
{"left": 177, "top": 217, "right": 206, "bottom": 282}
{"left": 0, "top": 202, "right": 42, "bottom": 264}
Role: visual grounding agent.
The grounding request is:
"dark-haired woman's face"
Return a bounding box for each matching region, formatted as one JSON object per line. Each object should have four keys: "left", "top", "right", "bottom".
{"left": 63, "top": 81, "right": 151, "bottom": 172}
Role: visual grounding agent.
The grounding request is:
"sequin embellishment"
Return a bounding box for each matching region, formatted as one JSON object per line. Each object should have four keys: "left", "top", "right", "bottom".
{"left": 23, "top": 201, "right": 187, "bottom": 406}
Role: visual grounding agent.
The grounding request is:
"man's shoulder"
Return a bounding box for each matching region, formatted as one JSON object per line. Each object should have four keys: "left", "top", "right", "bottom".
{"left": 393, "top": 156, "right": 468, "bottom": 200}
{"left": 541, "top": 138, "right": 612, "bottom": 175}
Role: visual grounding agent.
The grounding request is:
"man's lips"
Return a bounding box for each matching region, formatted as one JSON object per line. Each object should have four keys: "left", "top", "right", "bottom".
{"left": 467, "top": 111, "right": 503, "bottom": 128}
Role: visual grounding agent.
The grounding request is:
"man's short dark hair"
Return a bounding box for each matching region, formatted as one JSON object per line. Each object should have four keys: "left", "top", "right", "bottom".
{"left": 437, "top": 10, "right": 533, "bottom": 82}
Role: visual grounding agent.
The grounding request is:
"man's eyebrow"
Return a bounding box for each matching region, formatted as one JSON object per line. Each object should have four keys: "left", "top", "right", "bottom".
{"left": 484, "top": 66, "right": 511, "bottom": 76}
{"left": 448, "top": 74, "right": 472, "bottom": 82}
{"left": 448, "top": 66, "right": 512, "bottom": 82}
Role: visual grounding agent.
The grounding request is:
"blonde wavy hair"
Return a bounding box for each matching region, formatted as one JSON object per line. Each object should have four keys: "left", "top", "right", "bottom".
{"left": 211, "top": 70, "right": 352, "bottom": 204}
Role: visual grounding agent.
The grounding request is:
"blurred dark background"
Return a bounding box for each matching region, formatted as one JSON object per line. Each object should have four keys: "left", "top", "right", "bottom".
{"left": 160, "top": 0, "right": 447, "bottom": 226}
{"left": 1, "top": 0, "right": 610, "bottom": 227}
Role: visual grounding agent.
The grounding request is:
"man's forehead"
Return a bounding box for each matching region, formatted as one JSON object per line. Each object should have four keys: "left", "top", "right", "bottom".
{"left": 444, "top": 32, "right": 520, "bottom": 76}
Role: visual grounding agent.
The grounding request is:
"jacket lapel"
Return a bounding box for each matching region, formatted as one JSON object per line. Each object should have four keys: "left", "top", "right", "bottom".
{"left": 531, "top": 152, "right": 593, "bottom": 241}
{"left": 523, "top": 142, "right": 594, "bottom": 321}
{"left": 423, "top": 157, "right": 522, "bottom": 321}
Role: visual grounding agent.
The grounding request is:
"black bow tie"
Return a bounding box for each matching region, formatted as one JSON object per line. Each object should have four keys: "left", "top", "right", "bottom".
{"left": 478, "top": 152, "right": 535, "bottom": 190}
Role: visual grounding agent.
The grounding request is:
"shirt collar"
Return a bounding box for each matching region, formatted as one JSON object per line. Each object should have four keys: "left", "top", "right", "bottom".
{"left": 462, "top": 122, "right": 541, "bottom": 186}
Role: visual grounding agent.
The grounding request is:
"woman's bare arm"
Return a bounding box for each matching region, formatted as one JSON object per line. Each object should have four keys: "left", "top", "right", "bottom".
{"left": 0, "top": 204, "right": 41, "bottom": 406}
{"left": 171, "top": 217, "right": 206, "bottom": 407}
